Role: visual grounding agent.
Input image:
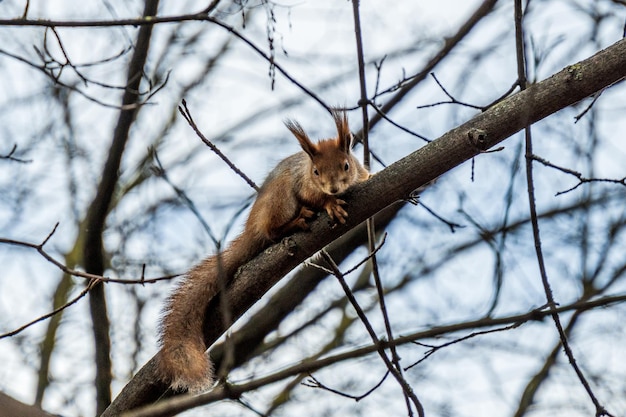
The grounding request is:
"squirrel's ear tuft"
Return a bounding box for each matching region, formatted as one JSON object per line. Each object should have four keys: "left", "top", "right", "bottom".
{"left": 285, "top": 119, "right": 317, "bottom": 157}
{"left": 331, "top": 109, "right": 352, "bottom": 153}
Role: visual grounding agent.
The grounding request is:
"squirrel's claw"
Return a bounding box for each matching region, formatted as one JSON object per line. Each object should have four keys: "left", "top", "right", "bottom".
{"left": 325, "top": 198, "right": 348, "bottom": 224}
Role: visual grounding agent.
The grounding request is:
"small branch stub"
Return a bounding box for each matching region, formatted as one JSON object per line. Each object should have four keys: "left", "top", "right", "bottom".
{"left": 467, "top": 127, "right": 489, "bottom": 151}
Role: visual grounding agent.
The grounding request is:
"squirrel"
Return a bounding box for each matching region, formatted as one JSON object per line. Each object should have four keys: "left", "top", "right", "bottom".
{"left": 157, "top": 109, "right": 370, "bottom": 393}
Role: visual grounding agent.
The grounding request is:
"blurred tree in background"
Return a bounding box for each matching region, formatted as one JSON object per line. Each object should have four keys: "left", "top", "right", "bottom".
{"left": 0, "top": 1, "right": 625, "bottom": 416}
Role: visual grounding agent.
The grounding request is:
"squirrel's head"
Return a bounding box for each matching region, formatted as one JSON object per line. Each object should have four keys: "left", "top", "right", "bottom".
{"left": 285, "top": 109, "right": 358, "bottom": 196}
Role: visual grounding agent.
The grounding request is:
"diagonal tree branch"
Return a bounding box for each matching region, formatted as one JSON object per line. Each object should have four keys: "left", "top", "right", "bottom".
{"left": 103, "top": 37, "right": 626, "bottom": 416}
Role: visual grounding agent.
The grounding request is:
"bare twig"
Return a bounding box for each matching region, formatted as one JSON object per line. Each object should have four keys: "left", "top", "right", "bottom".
{"left": 532, "top": 154, "right": 626, "bottom": 195}
{"left": 0, "top": 11, "right": 332, "bottom": 111}
{"left": 341, "top": 232, "right": 387, "bottom": 276}
{"left": 0, "top": 143, "right": 32, "bottom": 163}
{"left": 406, "top": 322, "right": 522, "bottom": 370}
{"left": 305, "top": 233, "right": 387, "bottom": 277}
{"left": 573, "top": 92, "right": 602, "bottom": 122}
{"left": 321, "top": 250, "right": 424, "bottom": 417}
{"left": 573, "top": 75, "right": 626, "bottom": 123}
{"left": 303, "top": 372, "right": 390, "bottom": 401}
{"left": 415, "top": 72, "right": 485, "bottom": 111}
{"left": 516, "top": 1, "right": 614, "bottom": 415}
{"left": 0, "top": 226, "right": 178, "bottom": 285}
{"left": 0, "top": 279, "right": 99, "bottom": 340}
{"left": 351, "top": 1, "right": 417, "bottom": 415}
{"left": 0, "top": 47, "right": 158, "bottom": 110}
{"left": 152, "top": 150, "right": 220, "bottom": 244}
{"left": 418, "top": 200, "right": 464, "bottom": 233}
{"left": 369, "top": 105, "right": 431, "bottom": 143}
{"left": 178, "top": 100, "right": 258, "bottom": 191}
{"left": 21, "top": 0, "right": 30, "bottom": 19}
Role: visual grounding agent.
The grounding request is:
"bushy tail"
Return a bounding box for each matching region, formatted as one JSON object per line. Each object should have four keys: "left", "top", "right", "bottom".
{"left": 157, "top": 235, "right": 263, "bottom": 392}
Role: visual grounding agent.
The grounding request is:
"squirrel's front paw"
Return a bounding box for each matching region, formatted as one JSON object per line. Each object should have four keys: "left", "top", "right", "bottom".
{"left": 295, "top": 206, "right": 315, "bottom": 230}
{"left": 300, "top": 206, "right": 315, "bottom": 220}
{"left": 325, "top": 198, "right": 348, "bottom": 224}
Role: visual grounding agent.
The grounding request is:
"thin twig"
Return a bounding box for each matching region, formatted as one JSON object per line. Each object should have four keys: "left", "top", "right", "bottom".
{"left": 418, "top": 201, "right": 464, "bottom": 233}
{"left": 405, "top": 322, "right": 521, "bottom": 370}
{"left": 1, "top": 11, "right": 334, "bottom": 112}
{"left": 0, "top": 143, "right": 32, "bottom": 163}
{"left": 515, "top": 1, "right": 614, "bottom": 415}
{"left": 306, "top": 233, "right": 387, "bottom": 277}
{"left": 342, "top": 232, "right": 387, "bottom": 276}
{"left": 0, "top": 47, "right": 159, "bottom": 110}
{"left": 369, "top": 105, "right": 431, "bottom": 143}
{"left": 0, "top": 227, "right": 179, "bottom": 285}
{"left": 152, "top": 149, "right": 220, "bottom": 244}
{"left": 303, "top": 372, "right": 390, "bottom": 401}
{"left": 178, "top": 100, "right": 258, "bottom": 191}
{"left": 0, "top": 279, "right": 99, "bottom": 339}
{"left": 351, "top": 1, "right": 419, "bottom": 415}
{"left": 415, "top": 72, "right": 485, "bottom": 111}
{"left": 321, "top": 250, "right": 424, "bottom": 417}
{"left": 532, "top": 154, "right": 626, "bottom": 195}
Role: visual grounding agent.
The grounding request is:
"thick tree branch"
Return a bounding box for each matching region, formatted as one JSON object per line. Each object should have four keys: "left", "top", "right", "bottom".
{"left": 103, "top": 37, "right": 626, "bottom": 416}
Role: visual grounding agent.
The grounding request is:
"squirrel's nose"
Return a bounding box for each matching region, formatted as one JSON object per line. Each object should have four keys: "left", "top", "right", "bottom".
{"left": 329, "top": 186, "right": 339, "bottom": 194}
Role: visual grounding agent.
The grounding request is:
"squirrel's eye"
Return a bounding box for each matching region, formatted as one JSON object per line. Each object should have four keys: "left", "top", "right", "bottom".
{"left": 344, "top": 162, "right": 350, "bottom": 171}
{"left": 313, "top": 168, "right": 319, "bottom": 176}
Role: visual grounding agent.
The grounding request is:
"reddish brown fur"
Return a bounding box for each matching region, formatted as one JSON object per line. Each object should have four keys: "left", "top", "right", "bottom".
{"left": 158, "top": 109, "right": 369, "bottom": 392}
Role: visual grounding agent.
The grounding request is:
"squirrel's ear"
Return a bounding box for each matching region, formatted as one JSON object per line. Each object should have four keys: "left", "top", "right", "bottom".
{"left": 285, "top": 119, "right": 317, "bottom": 157}
{"left": 331, "top": 109, "right": 353, "bottom": 153}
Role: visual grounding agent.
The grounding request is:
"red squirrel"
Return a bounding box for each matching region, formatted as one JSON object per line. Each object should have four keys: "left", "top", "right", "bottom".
{"left": 158, "top": 109, "right": 370, "bottom": 392}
